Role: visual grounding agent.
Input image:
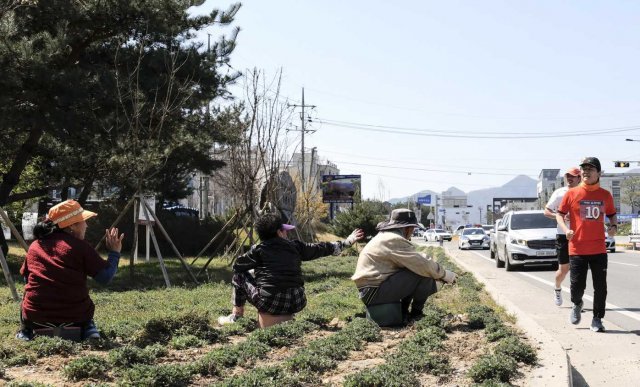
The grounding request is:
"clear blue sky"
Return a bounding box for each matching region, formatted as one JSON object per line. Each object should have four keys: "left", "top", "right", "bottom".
{"left": 193, "top": 1, "right": 640, "bottom": 200}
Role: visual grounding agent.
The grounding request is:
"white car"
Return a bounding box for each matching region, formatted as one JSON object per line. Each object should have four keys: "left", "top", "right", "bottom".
{"left": 494, "top": 210, "right": 557, "bottom": 271}
{"left": 424, "top": 228, "right": 452, "bottom": 242}
{"left": 458, "top": 227, "right": 490, "bottom": 250}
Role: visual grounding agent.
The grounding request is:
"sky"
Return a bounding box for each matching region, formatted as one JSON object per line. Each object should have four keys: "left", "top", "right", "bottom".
{"left": 192, "top": 1, "right": 640, "bottom": 201}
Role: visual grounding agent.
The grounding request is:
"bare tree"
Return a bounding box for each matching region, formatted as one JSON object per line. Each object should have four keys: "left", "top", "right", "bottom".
{"left": 213, "top": 69, "right": 294, "bottom": 243}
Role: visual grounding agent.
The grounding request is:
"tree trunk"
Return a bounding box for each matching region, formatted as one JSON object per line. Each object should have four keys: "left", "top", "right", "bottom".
{"left": 77, "top": 177, "right": 95, "bottom": 205}
{"left": 0, "top": 127, "right": 45, "bottom": 206}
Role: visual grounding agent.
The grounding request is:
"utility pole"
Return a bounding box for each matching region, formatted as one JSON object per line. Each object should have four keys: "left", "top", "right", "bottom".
{"left": 289, "top": 88, "right": 316, "bottom": 192}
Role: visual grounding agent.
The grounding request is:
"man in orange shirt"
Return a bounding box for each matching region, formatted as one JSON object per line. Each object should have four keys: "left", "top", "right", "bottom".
{"left": 556, "top": 157, "right": 617, "bottom": 332}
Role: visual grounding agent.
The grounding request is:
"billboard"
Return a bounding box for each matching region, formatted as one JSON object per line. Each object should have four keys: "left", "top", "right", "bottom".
{"left": 321, "top": 175, "right": 361, "bottom": 203}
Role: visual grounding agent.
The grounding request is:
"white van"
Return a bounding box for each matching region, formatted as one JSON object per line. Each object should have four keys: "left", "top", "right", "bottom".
{"left": 494, "top": 210, "right": 557, "bottom": 271}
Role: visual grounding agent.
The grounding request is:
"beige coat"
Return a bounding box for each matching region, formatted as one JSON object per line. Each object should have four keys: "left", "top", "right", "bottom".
{"left": 351, "top": 230, "right": 445, "bottom": 287}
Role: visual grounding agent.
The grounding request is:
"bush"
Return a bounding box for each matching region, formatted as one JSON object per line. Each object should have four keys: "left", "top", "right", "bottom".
{"left": 285, "top": 349, "right": 336, "bottom": 373}
{"left": 6, "top": 382, "right": 53, "bottom": 387}
{"left": 494, "top": 336, "right": 537, "bottom": 364}
{"left": 466, "top": 305, "right": 498, "bottom": 330}
{"left": 118, "top": 364, "right": 192, "bottom": 387}
{"left": 214, "top": 366, "right": 301, "bottom": 387}
{"left": 29, "top": 336, "right": 78, "bottom": 357}
{"left": 109, "top": 345, "right": 155, "bottom": 367}
{"left": 468, "top": 353, "right": 518, "bottom": 383}
{"left": 247, "top": 320, "right": 317, "bottom": 348}
{"left": 340, "top": 317, "right": 382, "bottom": 343}
{"left": 4, "top": 353, "right": 36, "bottom": 366}
{"left": 343, "top": 363, "right": 419, "bottom": 387}
{"left": 63, "top": 355, "right": 109, "bottom": 381}
{"left": 133, "top": 313, "right": 220, "bottom": 347}
{"left": 170, "top": 334, "right": 205, "bottom": 350}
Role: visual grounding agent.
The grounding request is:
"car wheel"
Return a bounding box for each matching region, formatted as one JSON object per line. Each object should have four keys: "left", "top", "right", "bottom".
{"left": 610, "top": 249, "right": 615, "bottom": 253}
{"left": 490, "top": 248, "right": 495, "bottom": 259}
{"left": 495, "top": 246, "right": 505, "bottom": 268}
{"left": 505, "top": 248, "right": 515, "bottom": 271}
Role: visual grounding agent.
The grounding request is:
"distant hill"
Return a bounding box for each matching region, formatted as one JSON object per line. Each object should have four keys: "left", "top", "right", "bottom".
{"left": 388, "top": 189, "right": 439, "bottom": 205}
{"left": 389, "top": 175, "right": 539, "bottom": 220}
{"left": 467, "top": 175, "right": 538, "bottom": 219}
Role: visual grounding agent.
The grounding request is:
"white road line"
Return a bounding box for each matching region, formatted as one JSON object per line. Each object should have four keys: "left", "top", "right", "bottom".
{"left": 469, "top": 251, "right": 640, "bottom": 323}
{"left": 609, "top": 261, "right": 639, "bottom": 267}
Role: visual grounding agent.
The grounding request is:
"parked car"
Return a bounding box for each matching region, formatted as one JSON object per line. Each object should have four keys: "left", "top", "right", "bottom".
{"left": 424, "top": 228, "right": 452, "bottom": 242}
{"left": 494, "top": 210, "right": 557, "bottom": 271}
{"left": 489, "top": 219, "right": 502, "bottom": 259}
{"left": 458, "top": 227, "right": 490, "bottom": 250}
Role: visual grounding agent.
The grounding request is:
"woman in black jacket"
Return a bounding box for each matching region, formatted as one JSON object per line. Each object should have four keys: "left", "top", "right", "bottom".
{"left": 218, "top": 213, "right": 363, "bottom": 327}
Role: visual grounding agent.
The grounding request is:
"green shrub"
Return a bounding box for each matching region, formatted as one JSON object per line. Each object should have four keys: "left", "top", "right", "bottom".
{"left": 29, "top": 336, "right": 78, "bottom": 357}
{"left": 414, "top": 305, "right": 449, "bottom": 331}
{"left": 6, "top": 382, "right": 53, "bottom": 387}
{"left": 285, "top": 349, "right": 336, "bottom": 373}
{"left": 247, "top": 320, "right": 317, "bottom": 348}
{"left": 118, "top": 363, "right": 192, "bottom": 387}
{"left": 143, "top": 343, "right": 169, "bottom": 359}
{"left": 109, "top": 345, "right": 155, "bottom": 367}
{"left": 331, "top": 200, "right": 388, "bottom": 238}
{"left": 485, "top": 320, "right": 515, "bottom": 342}
{"left": 340, "top": 317, "right": 382, "bottom": 342}
{"left": 214, "top": 366, "right": 301, "bottom": 387}
{"left": 0, "top": 343, "right": 17, "bottom": 360}
{"left": 468, "top": 353, "right": 518, "bottom": 383}
{"left": 494, "top": 336, "right": 537, "bottom": 364}
{"left": 0, "top": 362, "right": 5, "bottom": 379}
{"left": 388, "top": 346, "right": 451, "bottom": 376}
{"left": 63, "top": 355, "right": 109, "bottom": 381}
{"left": 466, "top": 305, "right": 497, "bottom": 330}
{"left": 170, "top": 334, "right": 205, "bottom": 350}
{"left": 410, "top": 327, "right": 446, "bottom": 351}
{"left": 343, "top": 363, "right": 419, "bottom": 387}
{"left": 218, "top": 316, "right": 256, "bottom": 336}
{"left": 5, "top": 353, "right": 36, "bottom": 366}
{"left": 133, "top": 313, "right": 220, "bottom": 347}
{"left": 306, "top": 335, "right": 354, "bottom": 359}
{"left": 235, "top": 340, "right": 270, "bottom": 362}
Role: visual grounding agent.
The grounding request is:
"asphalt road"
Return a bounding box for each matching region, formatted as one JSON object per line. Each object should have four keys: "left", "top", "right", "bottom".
{"left": 415, "top": 237, "right": 640, "bottom": 386}
{"left": 430, "top": 240, "right": 640, "bottom": 332}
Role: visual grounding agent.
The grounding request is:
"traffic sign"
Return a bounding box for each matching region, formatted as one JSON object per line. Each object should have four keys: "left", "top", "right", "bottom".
{"left": 417, "top": 195, "right": 431, "bottom": 204}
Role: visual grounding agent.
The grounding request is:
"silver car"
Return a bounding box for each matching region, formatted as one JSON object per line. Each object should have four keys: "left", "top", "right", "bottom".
{"left": 458, "top": 227, "right": 490, "bottom": 250}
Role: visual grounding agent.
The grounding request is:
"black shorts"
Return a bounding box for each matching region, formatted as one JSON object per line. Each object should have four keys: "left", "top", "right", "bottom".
{"left": 556, "top": 234, "right": 569, "bottom": 265}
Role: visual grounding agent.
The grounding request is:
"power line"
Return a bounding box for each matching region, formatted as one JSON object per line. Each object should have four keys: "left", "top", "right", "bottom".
{"left": 333, "top": 160, "right": 538, "bottom": 177}
{"left": 315, "top": 118, "right": 640, "bottom": 139}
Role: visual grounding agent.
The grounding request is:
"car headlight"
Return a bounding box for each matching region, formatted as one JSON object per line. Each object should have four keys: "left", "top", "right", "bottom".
{"left": 461, "top": 236, "right": 469, "bottom": 241}
{"left": 510, "top": 238, "right": 527, "bottom": 246}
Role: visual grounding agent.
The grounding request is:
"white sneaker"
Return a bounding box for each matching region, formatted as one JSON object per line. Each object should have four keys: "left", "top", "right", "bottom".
{"left": 218, "top": 314, "right": 240, "bottom": 325}
{"left": 554, "top": 288, "right": 563, "bottom": 306}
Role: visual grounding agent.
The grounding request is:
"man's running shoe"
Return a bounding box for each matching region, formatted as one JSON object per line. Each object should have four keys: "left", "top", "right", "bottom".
{"left": 218, "top": 314, "right": 240, "bottom": 325}
{"left": 590, "top": 318, "right": 605, "bottom": 332}
{"left": 554, "top": 288, "right": 563, "bottom": 306}
{"left": 570, "top": 301, "right": 583, "bottom": 325}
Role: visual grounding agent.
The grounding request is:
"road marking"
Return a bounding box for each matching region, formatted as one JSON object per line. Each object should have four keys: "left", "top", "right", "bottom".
{"left": 469, "top": 251, "right": 640, "bottom": 323}
{"left": 609, "top": 260, "right": 639, "bottom": 267}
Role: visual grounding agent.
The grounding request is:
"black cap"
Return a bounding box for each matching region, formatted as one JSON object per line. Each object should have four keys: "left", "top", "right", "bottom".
{"left": 580, "top": 157, "right": 601, "bottom": 172}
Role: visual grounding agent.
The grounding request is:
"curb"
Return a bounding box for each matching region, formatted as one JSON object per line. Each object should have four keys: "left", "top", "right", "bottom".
{"left": 443, "top": 247, "right": 572, "bottom": 387}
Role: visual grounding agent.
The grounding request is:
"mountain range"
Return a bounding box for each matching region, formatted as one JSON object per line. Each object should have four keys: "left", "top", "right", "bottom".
{"left": 389, "top": 175, "right": 539, "bottom": 218}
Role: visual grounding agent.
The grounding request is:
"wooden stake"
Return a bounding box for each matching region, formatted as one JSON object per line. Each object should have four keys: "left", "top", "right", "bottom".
{"left": 94, "top": 195, "right": 136, "bottom": 250}
{"left": 141, "top": 199, "right": 198, "bottom": 284}
{"left": 0, "top": 206, "right": 29, "bottom": 252}
{"left": 140, "top": 199, "right": 171, "bottom": 288}
{"left": 0, "top": 248, "right": 19, "bottom": 301}
{"left": 190, "top": 210, "right": 240, "bottom": 265}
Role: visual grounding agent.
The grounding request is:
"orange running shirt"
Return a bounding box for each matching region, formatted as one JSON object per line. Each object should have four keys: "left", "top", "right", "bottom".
{"left": 557, "top": 183, "right": 615, "bottom": 256}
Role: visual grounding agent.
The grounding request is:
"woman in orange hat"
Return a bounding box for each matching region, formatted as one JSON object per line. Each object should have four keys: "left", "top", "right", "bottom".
{"left": 17, "top": 200, "right": 124, "bottom": 341}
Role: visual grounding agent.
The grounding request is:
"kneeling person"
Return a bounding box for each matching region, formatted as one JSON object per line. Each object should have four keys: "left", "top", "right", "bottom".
{"left": 352, "top": 209, "right": 456, "bottom": 323}
{"left": 219, "top": 213, "right": 363, "bottom": 328}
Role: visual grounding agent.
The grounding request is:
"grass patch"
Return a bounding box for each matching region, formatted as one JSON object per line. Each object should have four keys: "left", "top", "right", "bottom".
{"left": 28, "top": 336, "right": 78, "bottom": 358}
{"left": 468, "top": 353, "right": 518, "bottom": 383}
{"left": 118, "top": 363, "right": 192, "bottom": 386}
{"left": 213, "top": 366, "right": 302, "bottom": 387}
{"left": 495, "top": 336, "right": 537, "bottom": 364}
{"left": 63, "top": 355, "right": 109, "bottom": 381}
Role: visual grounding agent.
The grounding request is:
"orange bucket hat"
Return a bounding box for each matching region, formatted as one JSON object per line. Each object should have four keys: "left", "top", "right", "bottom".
{"left": 47, "top": 200, "right": 97, "bottom": 229}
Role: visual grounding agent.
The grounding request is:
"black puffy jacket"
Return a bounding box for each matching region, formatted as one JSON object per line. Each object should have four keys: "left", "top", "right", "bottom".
{"left": 232, "top": 237, "right": 342, "bottom": 291}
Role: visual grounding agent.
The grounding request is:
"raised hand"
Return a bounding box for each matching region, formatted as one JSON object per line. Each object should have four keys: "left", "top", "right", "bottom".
{"left": 105, "top": 227, "right": 125, "bottom": 253}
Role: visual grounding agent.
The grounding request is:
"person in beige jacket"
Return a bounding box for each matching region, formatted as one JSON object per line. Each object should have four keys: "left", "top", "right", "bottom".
{"left": 352, "top": 208, "right": 457, "bottom": 321}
